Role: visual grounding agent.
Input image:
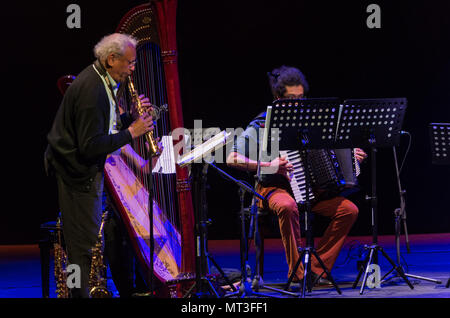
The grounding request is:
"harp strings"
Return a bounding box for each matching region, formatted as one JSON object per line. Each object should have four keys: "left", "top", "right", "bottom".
{"left": 125, "top": 43, "right": 178, "bottom": 233}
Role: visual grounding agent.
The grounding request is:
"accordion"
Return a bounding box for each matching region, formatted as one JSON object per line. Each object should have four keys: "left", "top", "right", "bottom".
{"left": 280, "top": 148, "right": 360, "bottom": 204}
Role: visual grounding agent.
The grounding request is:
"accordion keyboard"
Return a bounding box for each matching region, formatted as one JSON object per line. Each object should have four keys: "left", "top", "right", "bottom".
{"left": 280, "top": 148, "right": 359, "bottom": 204}
{"left": 280, "top": 150, "right": 315, "bottom": 204}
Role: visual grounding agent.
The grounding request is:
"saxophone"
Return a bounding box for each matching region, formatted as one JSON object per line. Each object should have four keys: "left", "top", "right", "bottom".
{"left": 127, "top": 75, "right": 162, "bottom": 157}
{"left": 54, "top": 217, "right": 69, "bottom": 298}
{"left": 88, "top": 210, "right": 112, "bottom": 298}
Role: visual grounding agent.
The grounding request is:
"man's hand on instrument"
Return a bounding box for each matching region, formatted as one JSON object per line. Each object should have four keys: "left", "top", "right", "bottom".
{"left": 131, "top": 94, "right": 154, "bottom": 119}
{"left": 138, "top": 94, "right": 154, "bottom": 114}
{"left": 145, "top": 138, "right": 163, "bottom": 156}
{"left": 128, "top": 113, "right": 154, "bottom": 139}
{"left": 149, "top": 139, "right": 164, "bottom": 172}
{"left": 354, "top": 148, "right": 368, "bottom": 163}
{"left": 270, "top": 156, "right": 294, "bottom": 179}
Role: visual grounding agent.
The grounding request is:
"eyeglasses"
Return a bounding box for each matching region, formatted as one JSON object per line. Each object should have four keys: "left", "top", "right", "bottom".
{"left": 113, "top": 54, "right": 137, "bottom": 67}
{"left": 284, "top": 94, "right": 305, "bottom": 99}
{"left": 124, "top": 58, "right": 137, "bottom": 67}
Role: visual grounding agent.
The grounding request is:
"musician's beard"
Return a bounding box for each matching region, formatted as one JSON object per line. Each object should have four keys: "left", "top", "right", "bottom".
{"left": 118, "top": 72, "right": 130, "bottom": 83}
{"left": 117, "top": 72, "right": 133, "bottom": 84}
{"left": 105, "top": 71, "right": 127, "bottom": 84}
{"left": 104, "top": 63, "right": 130, "bottom": 83}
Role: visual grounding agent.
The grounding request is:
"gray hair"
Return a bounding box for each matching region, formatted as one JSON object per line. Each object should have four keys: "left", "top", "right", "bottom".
{"left": 93, "top": 33, "right": 137, "bottom": 62}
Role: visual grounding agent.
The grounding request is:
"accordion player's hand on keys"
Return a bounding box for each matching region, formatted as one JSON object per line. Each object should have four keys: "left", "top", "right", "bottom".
{"left": 269, "top": 156, "right": 294, "bottom": 180}
{"left": 354, "top": 148, "right": 368, "bottom": 163}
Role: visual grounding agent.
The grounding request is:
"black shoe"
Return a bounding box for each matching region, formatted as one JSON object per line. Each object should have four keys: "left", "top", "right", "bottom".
{"left": 316, "top": 276, "right": 334, "bottom": 286}
{"left": 299, "top": 272, "right": 334, "bottom": 290}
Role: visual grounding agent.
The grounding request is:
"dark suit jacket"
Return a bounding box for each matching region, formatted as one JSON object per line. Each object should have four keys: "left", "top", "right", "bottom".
{"left": 46, "top": 64, "right": 133, "bottom": 192}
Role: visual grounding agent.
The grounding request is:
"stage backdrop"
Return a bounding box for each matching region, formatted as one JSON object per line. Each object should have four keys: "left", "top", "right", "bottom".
{"left": 2, "top": 0, "right": 449, "bottom": 244}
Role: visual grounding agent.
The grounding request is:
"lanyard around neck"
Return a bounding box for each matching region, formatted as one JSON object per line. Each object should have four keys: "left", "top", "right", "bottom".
{"left": 93, "top": 60, "right": 123, "bottom": 130}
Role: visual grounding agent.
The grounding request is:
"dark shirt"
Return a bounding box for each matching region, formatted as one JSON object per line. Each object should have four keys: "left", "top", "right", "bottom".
{"left": 45, "top": 64, "right": 133, "bottom": 192}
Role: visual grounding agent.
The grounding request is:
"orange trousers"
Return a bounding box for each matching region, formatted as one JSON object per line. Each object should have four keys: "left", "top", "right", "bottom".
{"left": 257, "top": 185, "right": 358, "bottom": 280}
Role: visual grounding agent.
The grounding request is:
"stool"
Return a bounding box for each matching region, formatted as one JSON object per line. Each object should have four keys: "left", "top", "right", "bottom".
{"left": 38, "top": 221, "right": 61, "bottom": 298}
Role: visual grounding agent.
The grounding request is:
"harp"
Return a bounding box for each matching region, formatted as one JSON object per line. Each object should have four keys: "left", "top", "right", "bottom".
{"left": 104, "top": 1, "right": 195, "bottom": 297}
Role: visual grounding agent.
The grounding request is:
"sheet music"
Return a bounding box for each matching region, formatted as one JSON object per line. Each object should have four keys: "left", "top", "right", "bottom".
{"left": 177, "top": 130, "right": 232, "bottom": 167}
{"left": 152, "top": 135, "right": 176, "bottom": 174}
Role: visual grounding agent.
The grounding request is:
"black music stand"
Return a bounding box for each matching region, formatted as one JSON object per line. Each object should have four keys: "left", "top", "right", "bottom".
{"left": 133, "top": 149, "right": 155, "bottom": 298}
{"left": 268, "top": 98, "right": 343, "bottom": 297}
{"left": 341, "top": 98, "right": 414, "bottom": 294}
{"left": 206, "top": 126, "right": 298, "bottom": 299}
{"left": 183, "top": 163, "right": 236, "bottom": 298}
{"left": 205, "top": 162, "right": 295, "bottom": 298}
{"left": 178, "top": 131, "right": 238, "bottom": 298}
{"left": 429, "top": 123, "right": 450, "bottom": 288}
{"left": 429, "top": 123, "right": 450, "bottom": 165}
{"left": 147, "top": 149, "right": 155, "bottom": 297}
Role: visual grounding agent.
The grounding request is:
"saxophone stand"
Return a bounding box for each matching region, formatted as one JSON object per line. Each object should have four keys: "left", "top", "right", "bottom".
{"left": 89, "top": 209, "right": 113, "bottom": 298}
{"left": 382, "top": 145, "right": 441, "bottom": 285}
{"left": 184, "top": 162, "right": 236, "bottom": 298}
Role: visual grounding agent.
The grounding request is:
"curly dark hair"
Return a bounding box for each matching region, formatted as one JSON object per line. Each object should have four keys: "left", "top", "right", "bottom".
{"left": 267, "top": 66, "right": 309, "bottom": 99}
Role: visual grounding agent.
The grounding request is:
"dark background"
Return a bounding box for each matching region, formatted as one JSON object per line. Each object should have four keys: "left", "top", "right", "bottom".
{"left": 2, "top": 0, "right": 449, "bottom": 244}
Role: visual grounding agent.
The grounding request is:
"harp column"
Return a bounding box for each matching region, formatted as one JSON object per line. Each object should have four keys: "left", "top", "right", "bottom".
{"left": 153, "top": 0, "right": 196, "bottom": 277}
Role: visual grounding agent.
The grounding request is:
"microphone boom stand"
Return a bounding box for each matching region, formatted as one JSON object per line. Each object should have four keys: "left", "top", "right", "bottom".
{"left": 381, "top": 146, "right": 441, "bottom": 285}
{"left": 352, "top": 146, "right": 414, "bottom": 294}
